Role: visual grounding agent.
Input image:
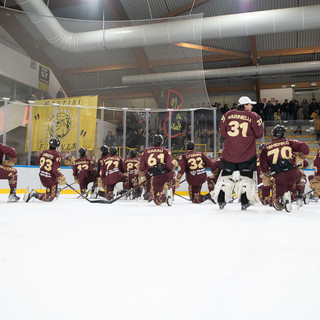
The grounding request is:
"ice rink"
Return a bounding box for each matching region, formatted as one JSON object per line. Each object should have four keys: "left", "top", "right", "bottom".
{"left": 1, "top": 194, "right": 320, "bottom": 320}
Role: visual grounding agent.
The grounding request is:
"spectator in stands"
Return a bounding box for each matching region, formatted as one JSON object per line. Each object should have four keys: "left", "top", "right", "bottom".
{"left": 253, "top": 99, "right": 265, "bottom": 120}
{"left": 314, "top": 111, "right": 320, "bottom": 140}
{"left": 200, "top": 128, "right": 209, "bottom": 145}
{"left": 274, "top": 107, "right": 282, "bottom": 124}
{"left": 104, "top": 130, "right": 116, "bottom": 146}
{"left": 220, "top": 103, "right": 230, "bottom": 114}
{"left": 300, "top": 98, "right": 309, "bottom": 119}
{"left": 308, "top": 98, "right": 318, "bottom": 119}
{"left": 295, "top": 103, "right": 304, "bottom": 135}
{"left": 56, "top": 88, "right": 65, "bottom": 98}
{"left": 264, "top": 100, "right": 274, "bottom": 121}
{"left": 281, "top": 99, "right": 290, "bottom": 121}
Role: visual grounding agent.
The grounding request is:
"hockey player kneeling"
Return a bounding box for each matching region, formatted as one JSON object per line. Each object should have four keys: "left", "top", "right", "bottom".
{"left": 24, "top": 138, "right": 66, "bottom": 202}
{"left": 139, "top": 134, "right": 176, "bottom": 206}
{"left": 260, "top": 125, "right": 310, "bottom": 211}
{"left": 177, "top": 141, "right": 215, "bottom": 203}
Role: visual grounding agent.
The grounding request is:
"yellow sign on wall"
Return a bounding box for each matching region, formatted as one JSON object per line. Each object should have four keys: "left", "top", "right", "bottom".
{"left": 26, "top": 96, "right": 98, "bottom": 152}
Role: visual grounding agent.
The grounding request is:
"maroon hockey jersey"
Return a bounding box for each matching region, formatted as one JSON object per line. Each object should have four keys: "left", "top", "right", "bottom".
{"left": 37, "top": 149, "right": 63, "bottom": 180}
{"left": 220, "top": 109, "right": 263, "bottom": 163}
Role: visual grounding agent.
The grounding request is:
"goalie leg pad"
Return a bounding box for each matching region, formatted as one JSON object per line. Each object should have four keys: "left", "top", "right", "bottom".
{"left": 213, "top": 174, "right": 235, "bottom": 203}
{"left": 235, "top": 172, "right": 259, "bottom": 204}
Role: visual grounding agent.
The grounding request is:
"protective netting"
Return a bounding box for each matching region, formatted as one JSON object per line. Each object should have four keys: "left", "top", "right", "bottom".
{"left": 0, "top": 6, "right": 210, "bottom": 111}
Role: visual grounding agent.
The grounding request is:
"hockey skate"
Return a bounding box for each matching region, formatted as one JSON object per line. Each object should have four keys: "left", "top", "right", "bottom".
{"left": 282, "top": 191, "right": 292, "bottom": 212}
{"left": 7, "top": 191, "right": 20, "bottom": 203}
{"left": 204, "top": 192, "right": 215, "bottom": 203}
{"left": 240, "top": 193, "right": 250, "bottom": 211}
{"left": 23, "top": 187, "right": 37, "bottom": 202}
{"left": 166, "top": 188, "right": 173, "bottom": 206}
{"left": 217, "top": 191, "right": 226, "bottom": 209}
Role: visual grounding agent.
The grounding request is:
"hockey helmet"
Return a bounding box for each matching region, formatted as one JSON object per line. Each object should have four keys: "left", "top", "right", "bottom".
{"left": 153, "top": 134, "right": 163, "bottom": 146}
{"left": 272, "top": 124, "right": 286, "bottom": 139}
{"left": 128, "top": 149, "right": 137, "bottom": 158}
{"left": 79, "top": 147, "right": 86, "bottom": 157}
{"left": 100, "top": 145, "right": 109, "bottom": 155}
{"left": 49, "top": 138, "right": 60, "bottom": 149}
{"left": 109, "top": 146, "right": 118, "bottom": 155}
{"left": 186, "top": 140, "right": 195, "bottom": 150}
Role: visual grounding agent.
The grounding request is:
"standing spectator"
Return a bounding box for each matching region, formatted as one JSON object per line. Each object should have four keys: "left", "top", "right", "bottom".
{"left": 308, "top": 98, "right": 318, "bottom": 119}
{"left": 104, "top": 130, "right": 116, "bottom": 146}
{"left": 56, "top": 87, "right": 65, "bottom": 98}
{"left": 253, "top": 99, "right": 265, "bottom": 120}
{"left": 300, "top": 98, "right": 309, "bottom": 119}
{"left": 274, "top": 107, "right": 282, "bottom": 124}
{"left": 24, "top": 138, "right": 66, "bottom": 202}
{"left": 214, "top": 96, "right": 264, "bottom": 210}
{"left": 0, "top": 142, "right": 19, "bottom": 202}
{"left": 264, "top": 100, "right": 274, "bottom": 122}
{"left": 220, "top": 103, "right": 230, "bottom": 114}
{"left": 281, "top": 99, "right": 290, "bottom": 121}
{"left": 294, "top": 103, "right": 304, "bottom": 135}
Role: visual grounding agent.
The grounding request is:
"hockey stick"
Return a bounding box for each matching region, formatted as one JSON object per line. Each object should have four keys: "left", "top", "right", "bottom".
{"left": 66, "top": 183, "right": 126, "bottom": 204}
{"left": 174, "top": 192, "right": 191, "bottom": 201}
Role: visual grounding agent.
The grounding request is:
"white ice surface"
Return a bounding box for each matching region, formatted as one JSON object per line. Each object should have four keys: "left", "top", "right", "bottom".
{"left": 1, "top": 195, "right": 320, "bottom": 320}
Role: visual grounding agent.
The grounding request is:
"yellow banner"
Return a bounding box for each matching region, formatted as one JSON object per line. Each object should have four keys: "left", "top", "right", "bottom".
{"left": 25, "top": 96, "right": 98, "bottom": 152}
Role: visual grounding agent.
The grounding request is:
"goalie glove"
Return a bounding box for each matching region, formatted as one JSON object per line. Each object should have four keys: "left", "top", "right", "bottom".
{"left": 57, "top": 174, "right": 67, "bottom": 186}
{"left": 2, "top": 158, "right": 16, "bottom": 167}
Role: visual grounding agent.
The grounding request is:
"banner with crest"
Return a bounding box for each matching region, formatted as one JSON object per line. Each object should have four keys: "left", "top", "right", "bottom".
{"left": 25, "top": 96, "right": 98, "bottom": 152}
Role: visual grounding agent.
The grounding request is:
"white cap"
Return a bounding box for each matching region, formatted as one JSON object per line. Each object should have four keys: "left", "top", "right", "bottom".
{"left": 238, "top": 96, "right": 256, "bottom": 105}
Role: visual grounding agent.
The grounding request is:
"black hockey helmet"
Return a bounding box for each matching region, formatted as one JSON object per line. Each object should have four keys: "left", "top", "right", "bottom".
{"left": 109, "top": 146, "right": 118, "bottom": 155}
{"left": 186, "top": 140, "right": 195, "bottom": 150}
{"left": 79, "top": 147, "right": 86, "bottom": 157}
{"left": 272, "top": 124, "right": 286, "bottom": 139}
{"left": 49, "top": 138, "right": 60, "bottom": 149}
{"left": 100, "top": 145, "right": 109, "bottom": 155}
{"left": 153, "top": 134, "right": 163, "bottom": 146}
{"left": 128, "top": 149, "right": 137, "bottom": 158}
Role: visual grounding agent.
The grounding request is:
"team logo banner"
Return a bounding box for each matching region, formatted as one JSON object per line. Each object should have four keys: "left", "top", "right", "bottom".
{"left": 163, "top": 89, "right": 184, "bottom": 138}
{"left": 25, "top": 96, "right": 98, "bottom": 152}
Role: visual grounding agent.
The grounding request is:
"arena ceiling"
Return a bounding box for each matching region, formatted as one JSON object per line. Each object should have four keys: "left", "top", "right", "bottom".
{"left": 1, "top": 0, "right": 320, "bottom": 107}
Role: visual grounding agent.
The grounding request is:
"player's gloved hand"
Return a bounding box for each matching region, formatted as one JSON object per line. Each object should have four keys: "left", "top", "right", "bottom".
{"left": 262, "top": 173, "right": 271, "bottom": 187}
{"left": 2, "top": 158, "right": 16, "bottom": 167}
{"left": 58, "top": 174, "right": 67, "bottom": 186}
{"left": 97, "top": 177, "right": 103, "bottom": 188}
{"left": 74, "top": 177, "right": 79, "bottom": 184}
{"left": 139, "top": 174, "right": 146, "bottom": 184}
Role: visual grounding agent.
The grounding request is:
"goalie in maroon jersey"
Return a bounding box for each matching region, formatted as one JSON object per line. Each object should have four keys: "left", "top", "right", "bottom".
{"left": 24, "top": 138, "right": 67, "bottom": 202}
{"left": 73, "top": 147, "right": 96, "bottom": 195}
{"left": 214, "top": 96, "right": 264, "bottom": 210}
{"left": 98, "top": 146, "right": 127, "bottom": 200}
{"left": 177, "top": 141, "right": 215, "bottom": 203}
{"left": 0, "top": 142, "right": 20, "bottom": 202}
{"left": 139, "top": 134, "right": 177, "bottom": 206}
{"left": 259, "top": 125, "right": 310, "bottom": 211}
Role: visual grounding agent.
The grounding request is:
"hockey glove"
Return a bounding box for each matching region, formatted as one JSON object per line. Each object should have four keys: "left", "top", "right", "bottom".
{"left": 2, "top": 158, "right": 16, "bottom": 167}
{"left": 57, "top": 175, "right": 67, "bottom": 186}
